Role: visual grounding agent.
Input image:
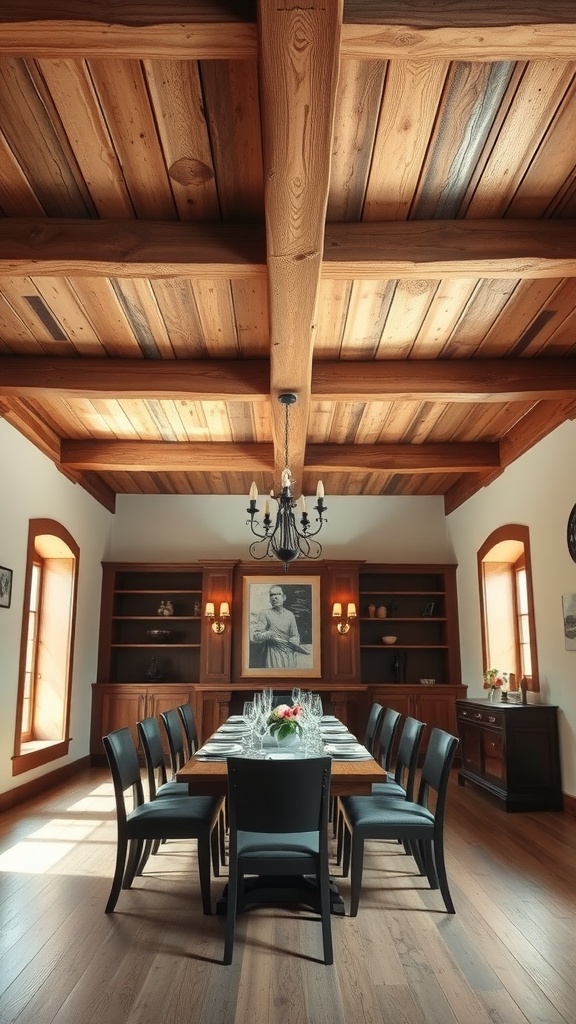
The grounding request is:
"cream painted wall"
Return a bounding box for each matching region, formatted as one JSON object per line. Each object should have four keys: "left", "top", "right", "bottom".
{"left": 448, "top": 419, "right": 576, "bottom": 798}
{"left": 109, "top": 493, "right": 455, "bottom": 563}
{"left": 0, "top": 420, "right": 112, "bottom": 794}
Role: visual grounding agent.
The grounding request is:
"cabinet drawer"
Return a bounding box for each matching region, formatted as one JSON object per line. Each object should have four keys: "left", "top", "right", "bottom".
{"left": 458, "top": 705, "right": 504, "bottom": 729}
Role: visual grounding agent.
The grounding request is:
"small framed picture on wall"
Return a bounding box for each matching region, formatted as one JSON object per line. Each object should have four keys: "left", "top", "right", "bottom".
{"left": 0, "top": 566, "right": 13, "bottom": 608}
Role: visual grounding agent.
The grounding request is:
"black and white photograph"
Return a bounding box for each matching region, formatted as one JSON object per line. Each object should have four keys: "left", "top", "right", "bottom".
{"left": 0, "top": 566, "right": 12, "bottom": 609}
{"left": 241, "top": 575, "right": 321, "bottom": 678}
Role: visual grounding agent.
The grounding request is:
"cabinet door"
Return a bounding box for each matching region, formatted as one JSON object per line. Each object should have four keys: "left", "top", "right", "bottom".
{"left": 100, "top": 689, "right": 146, "bottom": 750}
{"left": 482, "top": 728, "right": 506, "bottom": 783}
{"left": 459, "top": 722, "right": 482, "bottom": 776}
{"left": 146, "top": 686, "right": 195, "bottom": 720}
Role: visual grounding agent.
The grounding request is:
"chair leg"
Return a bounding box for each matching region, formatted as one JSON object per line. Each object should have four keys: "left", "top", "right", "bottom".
{"left": 349, "top": 833, "right": 365, "bottom": 916}
{"left": 335, "top": 807, "right": 345, "bottom": 864}
{"left": 319, "top": 862, "right": 334, "bottom": 965}
{"left": 136, "top": 839, "right": 154, "bottom": 876}
{"left": 433, "top": 833, "right": 455, "bottom": 914}
{"left": 105, "top": 835, "right": 128, "bottom": 913}
{"left": 218, "top": 809, "right": 227, "bottom": 867}
{"left": 342, "top": 821, "right": 351, "bottom": 878}
{"left": 223, "top": 860, "right": 239, "bottom": 965}
{"left": 123, "top": 838, "right": 144, "bottom": 889}
{"left": 211, "top": 824, "right": 221, "bottom": 878}
{"left": 197, "top": 835, "right": 213, "bottom": 915}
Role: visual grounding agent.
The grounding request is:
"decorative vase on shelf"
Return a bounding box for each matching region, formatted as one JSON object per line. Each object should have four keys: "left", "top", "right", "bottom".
{"left": 377, "top": 605, "right": 387, "bottom": 619}
{"left": 368, "top": 604, "right": 376, "bottom": 618}
{"left": 145, "top": 656, "right": 163, "bottom": 682}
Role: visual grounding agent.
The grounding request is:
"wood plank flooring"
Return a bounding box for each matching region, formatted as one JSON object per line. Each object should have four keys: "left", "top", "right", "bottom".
{"left": 0, "top": 769, "right": 575, "bottom": 1024}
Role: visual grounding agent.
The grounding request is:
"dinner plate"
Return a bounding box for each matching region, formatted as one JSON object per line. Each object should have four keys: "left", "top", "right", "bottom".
{"left": 320, "top": 724, "right": 349, "bottom": 734}
{"left": 217, "top": 723, "right": 248, "bottom": 733}
{"left": 199, "top": 742, "right": 243, "bottom": 756}
{"left": 325, "top": 745, "right": 371, "bottom": 760}
{"left": 321, "top": 715, "right": 339, "bottom": 723}
{"left": 320, "top": 733, "right": 356, "bottom": 743}
{"left": 324, "top": 742, "right": 365, "bottom": 755}
{"left": 227, "top": 715, "right": 247, "bottom": 724}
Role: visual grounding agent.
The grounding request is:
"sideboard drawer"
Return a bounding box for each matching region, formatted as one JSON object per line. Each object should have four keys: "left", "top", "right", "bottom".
{"left": 458, "top": 705, "right": 504, "bottom": 728}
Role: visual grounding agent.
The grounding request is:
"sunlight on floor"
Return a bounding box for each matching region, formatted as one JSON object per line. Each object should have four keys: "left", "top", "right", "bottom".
{"left": 0, "top": 781, "right": 117, "bottom": 875}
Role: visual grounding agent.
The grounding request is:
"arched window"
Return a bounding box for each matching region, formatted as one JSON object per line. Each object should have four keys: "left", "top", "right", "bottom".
{"left": 477, "top": 524, "right": 539, "bottom": 692}
{"left": 13, "top": 519, "right": 79, "bottom": 775}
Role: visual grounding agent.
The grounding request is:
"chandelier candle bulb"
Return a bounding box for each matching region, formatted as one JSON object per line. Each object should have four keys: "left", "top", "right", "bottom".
{"left": 316, "top": 480, "right": 325, "bottom": 499}
{"left": 300, "top": 494, "right": 306, "bottom": 513}
{"left": 249, "top": 482, "right": 258, "bottom": 502}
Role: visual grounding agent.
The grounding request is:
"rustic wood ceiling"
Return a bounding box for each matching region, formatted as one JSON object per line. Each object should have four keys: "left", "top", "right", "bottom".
{"left": 1, "top": 2, "right": 576, "bottom": 515}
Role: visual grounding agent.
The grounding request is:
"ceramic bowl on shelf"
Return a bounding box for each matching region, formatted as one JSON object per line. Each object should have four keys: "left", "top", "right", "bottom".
{"left": 146, "top": 629, "right": 171, "bottom": 642}
{"left": 381, "top": 635, "right": 397, "bottom": 645}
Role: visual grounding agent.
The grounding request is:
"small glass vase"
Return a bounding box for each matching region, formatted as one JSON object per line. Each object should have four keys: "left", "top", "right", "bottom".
{"left": 275, "top": 730, "right": 299, "bottom": 748}
{"left": 489, "top": 686, "right": 501, "bottom": 703}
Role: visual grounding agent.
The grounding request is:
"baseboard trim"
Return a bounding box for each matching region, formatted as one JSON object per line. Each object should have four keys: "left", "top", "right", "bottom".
{"left": 0, "top": 755, "right": 91, "bottom": 812}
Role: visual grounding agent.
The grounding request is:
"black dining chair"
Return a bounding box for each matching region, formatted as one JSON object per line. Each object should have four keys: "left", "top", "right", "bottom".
{"left": 339, "top": 728, "right": 459, "bottom": 916}
{"left": 372, "top": 716, "right": 425, "bottom": 801}
{"left": 102, "top": 727, "right": 223, "bottom": 915}
{"left": 137, "top": 715, "right": 190, "bottom": 800}
{"left": 223, "top": 756, "right": 333, "bottom": 966}
{"left": 374, "top": 706, "right": 402, "bottom": 770}
{"left": 363, "top": 702, "right": 384, "bottom": 755}
{"left": 177, "top": 703, "right": 199, "bottom": 759}
{"left": 161, "top": 707, "right": 227, "bottom": 866}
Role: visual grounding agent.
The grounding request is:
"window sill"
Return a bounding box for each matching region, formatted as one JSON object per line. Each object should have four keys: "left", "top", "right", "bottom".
{"left": 12, "top": 739, "right": 71, "bottom": 776}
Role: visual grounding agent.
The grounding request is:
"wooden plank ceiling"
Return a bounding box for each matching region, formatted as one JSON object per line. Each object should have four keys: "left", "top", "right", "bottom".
{"left": 1, "top": 2, "right": 576, "bottom": 515}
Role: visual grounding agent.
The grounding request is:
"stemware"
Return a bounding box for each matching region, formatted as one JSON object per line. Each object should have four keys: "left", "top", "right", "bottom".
{"left": 292, "top": 686, "right": 302, "bottom": 706}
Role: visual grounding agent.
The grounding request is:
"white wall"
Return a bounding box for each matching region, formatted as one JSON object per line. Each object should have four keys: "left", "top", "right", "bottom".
{"left": 448, "top": 420, "right": 576, "bottom": 798}
{"left": 109, "top": 493, "right": 454, "bottom": 563}
{"left": 0, "top": 420, "right": 112, "bottom": 794}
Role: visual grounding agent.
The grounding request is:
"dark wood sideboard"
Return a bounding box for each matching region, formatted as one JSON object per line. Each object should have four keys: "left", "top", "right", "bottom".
{"left": 456, "top": 699, "right": 562, "bottom": 812}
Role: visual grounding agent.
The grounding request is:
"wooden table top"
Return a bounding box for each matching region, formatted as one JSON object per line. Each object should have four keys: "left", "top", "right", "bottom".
{"left": 177, "top": 752, "right": 385, "bottom": 797}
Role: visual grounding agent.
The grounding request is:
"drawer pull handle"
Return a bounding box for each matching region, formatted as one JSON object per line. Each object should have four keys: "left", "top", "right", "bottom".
{"left": 488, "top": 717, "right": 496, "bottom": 723}
{"left": 474, "top": 713, "right": 482, "bottom": 719}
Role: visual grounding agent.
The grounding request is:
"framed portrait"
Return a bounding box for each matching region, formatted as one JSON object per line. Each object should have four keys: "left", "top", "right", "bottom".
{"left": 0, "top": 566, "right": 13, "bottom": 609}
{"left": 562, "top": 594, "right": 576, "bottom": 650}
{"left": 241, "top": 575, "right": 321, "bottom": 678}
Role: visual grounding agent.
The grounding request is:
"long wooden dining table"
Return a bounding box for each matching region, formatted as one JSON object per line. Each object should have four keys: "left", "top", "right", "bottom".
{"left": 176, "top": 721, "right": 386, "bottom": 915}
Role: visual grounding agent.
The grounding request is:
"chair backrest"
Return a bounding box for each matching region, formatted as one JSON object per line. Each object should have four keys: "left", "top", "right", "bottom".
{"left": 160, "top": 708, "right": 187, "bottom": 775}
{"left": 416, "top": 728, "right": 459, "bottom": 816}
{"left": 177, "top": 703, "right": 198, "bottom": 757}
{"left": 102, "top": 728, "right": 146, "bottom": 821}
{"left": 137, "top": 716, "right": 169, "bottom": 798}
{"left": 227, "top": 756, "right": 331, "bottom": 836}
{"left": 390, "top": 716, "right": 425, "bottom": 799}
{"left": 376, "top": 707, "right": 402, "bottom": 769}
{"left": 363, "top": 702, "right": 384, "bottom": 753}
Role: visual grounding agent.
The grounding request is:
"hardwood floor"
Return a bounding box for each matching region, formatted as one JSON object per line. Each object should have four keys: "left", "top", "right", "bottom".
{"left": 1, "top": 769, "right": 575, "bottom": 1024}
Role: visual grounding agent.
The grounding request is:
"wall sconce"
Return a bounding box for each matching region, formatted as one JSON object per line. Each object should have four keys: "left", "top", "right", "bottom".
{"left": 332, "top": 602, "right": 357, "bottom": 634}
{"left": 205, "top": 601, "right": 230, "bottom": 634}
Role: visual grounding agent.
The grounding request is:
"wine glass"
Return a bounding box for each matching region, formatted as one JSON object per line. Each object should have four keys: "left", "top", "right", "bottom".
{"left": 292, "top": 687, "right": 302, "bottom": 707}
{"left": 253, "top": 711, "right": 269, "bottom": 757}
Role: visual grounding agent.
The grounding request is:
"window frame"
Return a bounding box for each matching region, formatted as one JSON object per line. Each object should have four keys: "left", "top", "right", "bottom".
{"left": 477, "top": 524, "right": 539, "bottom": 692}
{"left": 12, "top": 519, "right": 80, "bottom": 775}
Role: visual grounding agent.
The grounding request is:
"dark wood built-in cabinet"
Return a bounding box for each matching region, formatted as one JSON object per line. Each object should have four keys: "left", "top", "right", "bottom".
{"left": 456, "top": 699, "right": 562, "bottom": 811}
{"left": 359, "top": 565, "right": 461, "bottom": 687}
{"left": 91, "top": 559, "right": 466, "bottom": 764}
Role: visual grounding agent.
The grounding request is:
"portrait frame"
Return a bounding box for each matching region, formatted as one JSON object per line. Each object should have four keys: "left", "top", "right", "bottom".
{"left": 0, "top": 565, "right": 13, "bottom": 609}
{"left": 241, "top": 575, "right": 321, "bottom": 678}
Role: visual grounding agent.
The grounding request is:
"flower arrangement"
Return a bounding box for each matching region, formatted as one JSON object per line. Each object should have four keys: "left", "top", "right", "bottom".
{"left": 267, "top": 703, "right": 304, "bottom": 739}
{"left": 483, "top": 668, "right": 508, "bottom": 690}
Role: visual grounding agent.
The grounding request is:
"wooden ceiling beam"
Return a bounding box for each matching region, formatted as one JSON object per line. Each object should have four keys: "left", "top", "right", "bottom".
{"left": 323, "top": 220, "right": 576, "bottom": 280}
{"left": 0, "top": 5, "right": 257, "bottom": 59}
{"left": 4, "top": 356, "right": 576, "bottom": 403}
{"left": 312, "top": 359, "right": 576, "bottom": 402}
{"left": 61, "top": 440, "right": 274, "bottom": 474}
{"left": 305, "top": 443, "right": 500, "bottom": 474}
{"left": 260, "top": 1, "right": 343, "bottom": 491}
{"left": 60, "top": 438, "right": 498, "bottom": 475}
{"left": 0, "top": 357, "right": 271, "bottom": 400}
{"left": 0, "top": 221, "right": 265, "bottom": 279}
{"left": 1, "top": 218, "right": 575, "bottom": 280}
{"left": 342, "top": 2, "right": 576, "bottom": 61}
